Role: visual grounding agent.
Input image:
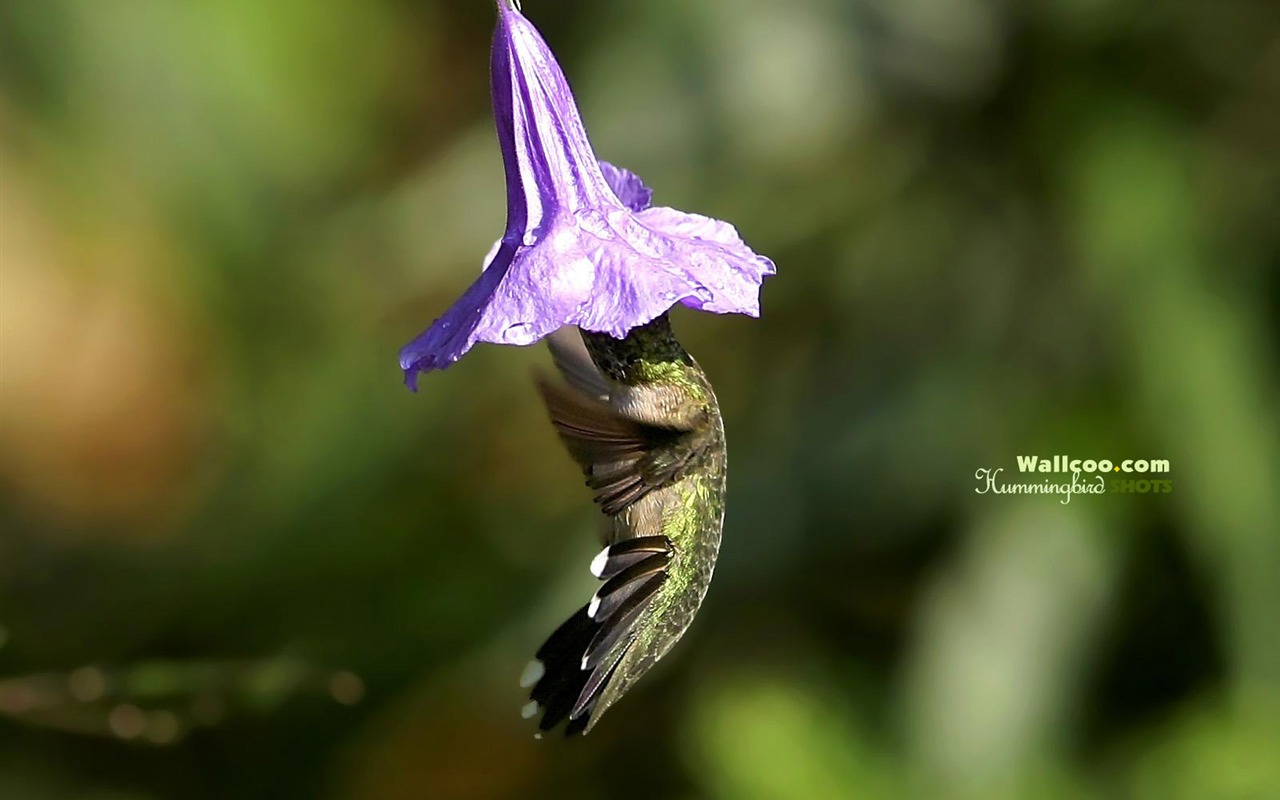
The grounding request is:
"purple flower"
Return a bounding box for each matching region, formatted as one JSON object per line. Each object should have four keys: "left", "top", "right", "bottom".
{"left": 399, "top": 0, "right": 774, "bottom": 389}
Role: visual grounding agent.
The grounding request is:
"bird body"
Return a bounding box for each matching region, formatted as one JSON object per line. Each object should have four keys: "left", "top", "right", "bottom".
{"left": 523, "top": 314, "right": 726, "bottom": 735}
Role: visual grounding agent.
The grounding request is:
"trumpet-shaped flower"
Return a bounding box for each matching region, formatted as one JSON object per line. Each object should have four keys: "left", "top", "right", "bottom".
{"left": 399, "top": 0, "right": 774, "bottom": 389}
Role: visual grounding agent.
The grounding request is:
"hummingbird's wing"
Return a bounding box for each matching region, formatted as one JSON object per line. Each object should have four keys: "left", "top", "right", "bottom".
{"left": 534, "top": 377, "right": 694, "bottom": 516}
{"left": 544, "top": 327, "right": 610, "bottom": 401}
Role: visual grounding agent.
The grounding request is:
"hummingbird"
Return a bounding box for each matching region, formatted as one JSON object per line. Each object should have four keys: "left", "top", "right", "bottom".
{"left": 519, "top": 312, "right": 727, "bottom": 736}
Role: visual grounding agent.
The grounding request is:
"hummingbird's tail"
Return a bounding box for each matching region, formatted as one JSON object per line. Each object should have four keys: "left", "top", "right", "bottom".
{"left": 520, "top": 537, "right": 673, "bottom": 736}
{"left": 520, "top": 605, "right": 597, "bottom": 736}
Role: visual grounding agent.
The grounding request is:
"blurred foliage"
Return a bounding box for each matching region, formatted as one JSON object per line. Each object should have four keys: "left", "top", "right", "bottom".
{"left": 1, "top": 0, "right": 1278, "bottom": 798}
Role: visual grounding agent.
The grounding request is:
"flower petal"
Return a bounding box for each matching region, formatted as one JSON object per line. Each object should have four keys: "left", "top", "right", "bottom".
{"left": 398, "top": 242, "right": 516, "bottom": 389}
{"left": 633, "top": 206, "right": 776, "bottom": 316}
{"left": 400, "top": 203, "right": 772, "bottom": 389}
{"left": 598, "top": 162, "right": 653, "bottom": 212}
{"left": 398, "top": 3, "right": 775, "bottom": 388}
{"left": 492, "top": 1, "right": 616, "bottom": 232}
{"left": 479, "top": 160, "right": 652, "bottom": 273}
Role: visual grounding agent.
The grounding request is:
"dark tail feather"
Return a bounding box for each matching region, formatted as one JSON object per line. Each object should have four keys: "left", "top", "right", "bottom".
{"left": 523, "top": 538, "right": 673, "bottom": 736}
{"left": 524, "top": 607, "right": 597, "bottom": 736}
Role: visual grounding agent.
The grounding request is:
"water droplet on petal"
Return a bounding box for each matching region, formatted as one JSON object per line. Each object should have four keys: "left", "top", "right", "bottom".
{"left": 502, "top": 322, "right": 534, "bottom": 343}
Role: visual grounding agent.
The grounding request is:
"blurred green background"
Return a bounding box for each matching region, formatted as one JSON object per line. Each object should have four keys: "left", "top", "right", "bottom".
{"left": 1, "top": 0, "right": 1277, "bottom": 798}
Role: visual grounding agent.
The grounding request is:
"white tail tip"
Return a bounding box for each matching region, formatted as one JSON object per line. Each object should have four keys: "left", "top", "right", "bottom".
{"left": 589, "top": 546, "right": 610, "bottom": 578}
{"left": 519, "top": 659, "right": 545, "bottom": 688}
